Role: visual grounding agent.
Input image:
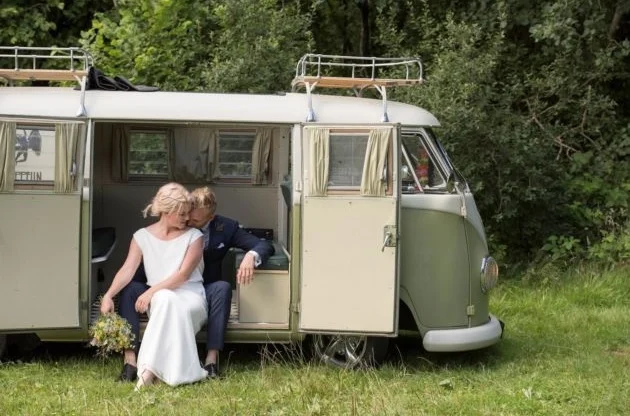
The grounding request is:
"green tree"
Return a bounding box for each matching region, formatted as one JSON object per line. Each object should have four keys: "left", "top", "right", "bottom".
{"left": 73, "top": 0, "right": 629, "bottom": 266}
{"left": 0, "top": 0, "right": 112, "bottom": 47}
{"left": 83, "top": 0, "right": 311, "bottom": 92}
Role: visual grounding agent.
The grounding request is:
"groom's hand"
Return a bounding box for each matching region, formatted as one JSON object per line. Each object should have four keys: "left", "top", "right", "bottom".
{"left": 237, "top": 252, "right": 256, "bottom": 285}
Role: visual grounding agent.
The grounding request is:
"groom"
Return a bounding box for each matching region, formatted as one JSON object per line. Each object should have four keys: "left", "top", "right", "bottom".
{"left": 117, "top": 186, "right": 274, "bottom": 381}
{"left": 187, "top": 186, "right": 274, "bottom": 378}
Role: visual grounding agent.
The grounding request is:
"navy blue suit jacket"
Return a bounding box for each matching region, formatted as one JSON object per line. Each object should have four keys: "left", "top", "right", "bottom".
{"left": 201, "top": 215, "right": 274, "bottom": 284}
{"left": 132, "top": 215, "right": 274, "bottom": 285}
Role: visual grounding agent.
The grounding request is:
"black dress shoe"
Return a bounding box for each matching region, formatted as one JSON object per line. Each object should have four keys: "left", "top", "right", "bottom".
{"left": 118, "top": 363, "right": 137, "bottom": 382}
{"left": 204, "top": 363, "right": 220, "bottom": 379}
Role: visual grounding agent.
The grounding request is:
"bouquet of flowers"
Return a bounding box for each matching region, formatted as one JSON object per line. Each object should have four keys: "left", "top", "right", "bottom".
{"left": 88, "top": 312, "right": 135, "bottom": 357}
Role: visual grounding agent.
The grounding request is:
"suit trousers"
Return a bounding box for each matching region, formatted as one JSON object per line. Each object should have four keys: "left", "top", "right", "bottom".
{"left": 118, "top": 280, "right": 232, "bottom": 352}
{"left": 204, "top": 280, "right": 232, "bottom": 351}
{"left": 118, "top": 280, "right": 149, "bottom": 351}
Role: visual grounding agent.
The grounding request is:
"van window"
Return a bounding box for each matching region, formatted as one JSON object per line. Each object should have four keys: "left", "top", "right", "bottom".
{"left": 129, "top": 130, "right": 169, "bottom": 177}
{"left": 328, "top": 133, "right": 369, "bottom": 188}
{"left": 218, "top": 131, "right": 255, "bottom": 178}
{"left": 401, "top": 134, "right": 446, "bottom": 193}
{"left": 14, "top": 126, "right": 54, "bottom": 186}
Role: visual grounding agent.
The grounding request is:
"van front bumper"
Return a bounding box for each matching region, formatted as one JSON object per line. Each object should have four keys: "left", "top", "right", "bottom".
{"left": 422, "top": 314, "right": 503, "bottom": 352}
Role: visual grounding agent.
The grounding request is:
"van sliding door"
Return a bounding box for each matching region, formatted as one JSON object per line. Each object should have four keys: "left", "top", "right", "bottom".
{"left": 298, "top": 125, "right": 400, "bottom": 335}
{"left": 0, "top": 120, "right": 86, "bottom": 330}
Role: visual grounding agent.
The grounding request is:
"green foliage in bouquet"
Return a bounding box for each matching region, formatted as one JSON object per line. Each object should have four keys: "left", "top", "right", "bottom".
{"left": 89, "top": 312, "right": 135, "bottom": 357}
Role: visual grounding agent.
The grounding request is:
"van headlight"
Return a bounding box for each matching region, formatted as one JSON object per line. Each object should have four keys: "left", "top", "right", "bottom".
{"left": 480, "top": 256, "right": 499, "bottom": 293}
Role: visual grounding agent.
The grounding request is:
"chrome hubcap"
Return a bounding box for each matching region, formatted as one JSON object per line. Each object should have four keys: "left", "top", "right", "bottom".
{"left": 313, "top": 335, "right": 368, "bottom": 369}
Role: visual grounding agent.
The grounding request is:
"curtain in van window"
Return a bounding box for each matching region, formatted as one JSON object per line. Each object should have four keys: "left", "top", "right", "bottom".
{"left": 0, "top": 121, "right": 16, "bottom": 191}
{"left": 360, "top": 128, "right": 391, "bottom": 196}
{"left": 170, "top": 127, "right": 218, "bottom": 182}
{"left": 307, "top": 127, "right": 330, "bottom": 196}
{"left": 251, "top": 128, "right": 272, "bottom": 185}
{"left": 54, "top": 123, "right": 80, "bottom": 193}
{"left": 112, "top": 125, "right": 130, "bottom": 182}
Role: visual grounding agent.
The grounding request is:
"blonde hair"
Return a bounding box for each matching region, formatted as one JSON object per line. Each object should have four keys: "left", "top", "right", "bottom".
{"left": 190, "top": 186, "right": 217, "bottom": 215}
{"left": 142, "top": 182, "right": 192, "bottom": 218}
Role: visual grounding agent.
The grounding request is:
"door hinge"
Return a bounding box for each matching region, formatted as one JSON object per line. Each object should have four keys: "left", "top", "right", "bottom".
{"left": 460, "top": 194, "right": 468, "bottom": 218}
{"left": 466, "top": 305, "right": 475, "bottom": 316}
{"left": 291, "top": 303, "right": 301, "bottom": 313}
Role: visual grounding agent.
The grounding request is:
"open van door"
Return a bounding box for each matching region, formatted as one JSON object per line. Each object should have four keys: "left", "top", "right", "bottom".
{"left": 299, "top": 125, "right": 400, "bottom": 336}
{"left": 0, "top": 121, "right": 86, "bottom": 330}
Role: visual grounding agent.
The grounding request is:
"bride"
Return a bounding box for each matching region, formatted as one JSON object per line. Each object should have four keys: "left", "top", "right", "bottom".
{"left": 100, "top": 182, "right": 208, "bottom": 388}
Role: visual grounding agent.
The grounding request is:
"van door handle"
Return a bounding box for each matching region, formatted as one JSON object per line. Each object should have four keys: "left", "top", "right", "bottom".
{"left": 381, "top": 225, "right": 397, "bottom": 252}
{"left": 381, "top": 232, "right": 392, "bottom": 252}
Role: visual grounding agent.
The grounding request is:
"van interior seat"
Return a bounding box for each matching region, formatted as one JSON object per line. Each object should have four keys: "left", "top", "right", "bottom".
{"left": 92, "top": 227, "right": 116, "bottom": 263}
{"left": 234, "top": 241, "right": 290, "bottom": 271}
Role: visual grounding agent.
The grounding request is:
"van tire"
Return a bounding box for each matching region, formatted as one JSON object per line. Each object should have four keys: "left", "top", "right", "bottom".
{"left": 0, "top": 335, "right": 7, "bottom": 361}
{"left": 11, "top": 333, "right": 41, "bottom": 360}
{"left": 310, "top": 334, "right": 389, "bottom": 369}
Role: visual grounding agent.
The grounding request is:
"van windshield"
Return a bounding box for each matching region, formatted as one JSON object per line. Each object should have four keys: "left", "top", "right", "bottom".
{"left": 425, "top": 129, "right": 469, "bottom": 191}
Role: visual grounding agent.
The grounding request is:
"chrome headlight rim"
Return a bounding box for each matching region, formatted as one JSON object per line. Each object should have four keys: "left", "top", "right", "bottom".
{"left": 480, "top": 256, "right": 499, "bottom": 293}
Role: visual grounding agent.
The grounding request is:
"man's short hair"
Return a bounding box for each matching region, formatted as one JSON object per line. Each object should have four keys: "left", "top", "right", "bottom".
{"left": 190, "top": 186, "right": 217, "bottom": 215}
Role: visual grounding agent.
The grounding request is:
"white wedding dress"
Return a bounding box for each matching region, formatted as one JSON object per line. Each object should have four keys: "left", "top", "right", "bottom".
{"left": 134, "top": 227, "right": 208, "bottom": 386}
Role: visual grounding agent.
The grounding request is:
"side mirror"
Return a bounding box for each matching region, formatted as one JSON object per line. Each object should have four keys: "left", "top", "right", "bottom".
{"left": 447, "top": 170, "right": 468, "bottom": 193}
{"left": 401, "top": 165, "right": 412, "bottom": 180}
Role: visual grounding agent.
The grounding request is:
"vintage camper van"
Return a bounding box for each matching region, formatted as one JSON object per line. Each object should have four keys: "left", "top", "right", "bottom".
{"left": 0, "top": 47, "right": 502, "bottom": 368}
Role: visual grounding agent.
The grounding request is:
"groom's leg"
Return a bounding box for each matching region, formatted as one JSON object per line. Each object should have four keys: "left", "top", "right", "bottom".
{"left": 204, "top": 281, "right": 232, "bottom": 376}
{"left": 117, "top": 280, "right": 149, "bottom": 381}
{"left": 118, "top": 281, "right": 150, "bottom": 352}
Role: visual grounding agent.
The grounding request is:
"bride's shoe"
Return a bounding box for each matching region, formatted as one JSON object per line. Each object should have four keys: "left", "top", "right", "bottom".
{"left": 134, "top": 370, "right": 154, "bottom": 392}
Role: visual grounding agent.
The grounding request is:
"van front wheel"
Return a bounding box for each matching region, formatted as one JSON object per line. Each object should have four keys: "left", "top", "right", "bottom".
{"left": 311, "top": 334, "right": 389, "bottom": 369}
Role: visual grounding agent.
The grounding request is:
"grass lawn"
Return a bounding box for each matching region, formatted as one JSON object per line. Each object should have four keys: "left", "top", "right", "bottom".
{"left": 1, "top": 266, "right": 629, "bottom": 415}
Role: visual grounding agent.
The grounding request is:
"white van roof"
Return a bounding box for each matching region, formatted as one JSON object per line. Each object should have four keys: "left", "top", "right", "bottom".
{"left": 0, "top": 87, "right": 440, "bottom": 126}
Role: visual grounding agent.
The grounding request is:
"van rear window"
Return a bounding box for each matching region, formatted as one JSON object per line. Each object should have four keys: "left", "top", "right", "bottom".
{"left": 129, "top": 131, "right": 169, "bottom": 177}
{"left": 218, "top": 131, "right": 255, "bottom": 178}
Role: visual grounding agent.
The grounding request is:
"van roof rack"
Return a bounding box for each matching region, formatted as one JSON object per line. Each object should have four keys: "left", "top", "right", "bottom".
{"left": 291, "top": 54, "right": 423, "bottom": 122}
{"left": 0, "top": 46, "right": 93, "bottom": 117}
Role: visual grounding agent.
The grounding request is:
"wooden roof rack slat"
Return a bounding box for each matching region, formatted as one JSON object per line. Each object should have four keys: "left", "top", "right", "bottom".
{"left": 291, "top": 54, "right": 423, "bottom": 122}
{"left": 0, "top": 69, "right": 88, "bottom": 82}
{"left": 0, "top": 46, "right": 93, "bottom": 117}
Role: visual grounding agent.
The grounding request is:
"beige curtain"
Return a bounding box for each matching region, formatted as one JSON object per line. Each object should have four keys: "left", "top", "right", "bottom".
{"left": 307, "top": 127, "right": 330, "bottom": 196}
{"left": 111, "top": 125, "right": 130, "bottom": 182}
{"left": 54, "top": 123, "right": 80, "bottom": 193}
{"left": 170, "top": 127, "right": 218, "bottom": 182}
{"left": 360, "top": 128, "right": 391, "bottom": 196}
{"left": 251, "top": 127, "right": 272, "bottom": 185}
{"left": 0, "top": 121, "right": 16, "bottom": 192}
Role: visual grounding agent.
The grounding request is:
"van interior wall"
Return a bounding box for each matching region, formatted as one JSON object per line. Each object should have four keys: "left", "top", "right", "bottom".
{"left": 90, "top": 122, "right": 290, "bottom": 292}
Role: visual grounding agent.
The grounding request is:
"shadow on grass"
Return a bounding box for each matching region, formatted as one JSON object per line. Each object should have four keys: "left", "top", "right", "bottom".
{"left": 4, "top": 335, "right": 515, "bottom": 376}
{"left": 387, "top": 336, "right": 509, "bottom": 373}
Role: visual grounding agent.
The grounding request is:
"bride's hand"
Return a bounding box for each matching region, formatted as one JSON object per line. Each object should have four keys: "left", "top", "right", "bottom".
{"left": 100, "top": 295, "right": 114, "bottom": 314}
{"left": 135, "top": 291, "right": 153, "bottom": 314}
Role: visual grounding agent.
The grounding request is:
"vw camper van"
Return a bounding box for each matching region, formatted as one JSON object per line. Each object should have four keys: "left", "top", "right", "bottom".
{"left": 0, "top": 47, "right": 502, "bottom": 368}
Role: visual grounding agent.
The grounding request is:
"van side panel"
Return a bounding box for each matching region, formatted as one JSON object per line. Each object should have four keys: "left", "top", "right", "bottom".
{"left": 0, "top": 194, "right": 80, "bottom": 329}
{"left": 400, "top": 195, "right": 469, "bottom": 329}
